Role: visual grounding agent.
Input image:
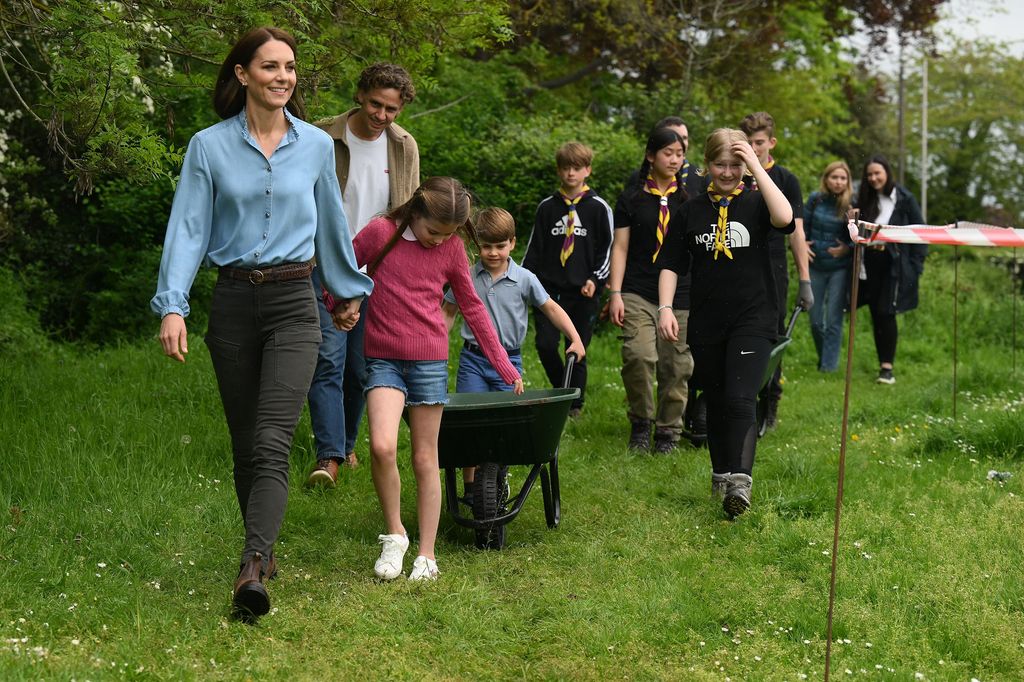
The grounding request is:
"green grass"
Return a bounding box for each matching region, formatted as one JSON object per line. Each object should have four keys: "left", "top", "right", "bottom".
{"left": 2, "top": 248, "right": 1024, "bottom": 680}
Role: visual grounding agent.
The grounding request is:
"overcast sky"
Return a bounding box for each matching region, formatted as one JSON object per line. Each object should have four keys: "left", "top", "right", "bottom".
{"left": 939, "top": 0, "right": 1024, "bottom": 54}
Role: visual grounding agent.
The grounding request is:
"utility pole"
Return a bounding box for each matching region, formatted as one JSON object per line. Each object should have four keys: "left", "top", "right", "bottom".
{"left": 921, "top": 54, "right": 928, "bottom": 221}
{"left": 897, "top": 40, "right": 906, "bottom": 186}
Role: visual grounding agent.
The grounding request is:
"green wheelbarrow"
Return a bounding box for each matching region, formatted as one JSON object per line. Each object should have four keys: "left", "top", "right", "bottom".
{"left": 439, "top": 354, "right": 578, "bottom": 550}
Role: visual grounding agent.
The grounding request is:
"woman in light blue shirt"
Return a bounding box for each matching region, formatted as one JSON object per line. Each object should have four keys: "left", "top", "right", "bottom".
{"left": 151, "top": 26, "right": 372, "bottom": 621}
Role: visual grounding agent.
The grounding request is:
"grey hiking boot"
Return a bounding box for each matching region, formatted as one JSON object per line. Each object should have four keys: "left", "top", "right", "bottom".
{"left": 628, "top": 418, "right": 652, "bottom": 451}
{"left": 652, "top": 429, "right": 678, "bottom": 454}
{"left": 723, "top": 473, "right": 753, "bottom": 518}
{"left": 711, "top": 472, "right": 730, "bottom": 500}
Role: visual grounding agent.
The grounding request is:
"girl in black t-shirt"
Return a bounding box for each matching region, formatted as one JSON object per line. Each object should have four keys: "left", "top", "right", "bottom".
{"left": 657, "top": 128, "right": 794, "bottom": 518}
{"left": 609, "top": 127, "right": 694, "bottom": 452}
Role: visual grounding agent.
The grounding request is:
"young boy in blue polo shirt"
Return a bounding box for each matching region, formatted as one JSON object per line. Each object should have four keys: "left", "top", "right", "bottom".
{"left": 443, "top": 208, "right": 585, "bottom": 496}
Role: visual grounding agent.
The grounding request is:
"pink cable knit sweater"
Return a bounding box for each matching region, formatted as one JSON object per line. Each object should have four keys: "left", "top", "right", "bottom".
{"left": 353, "top": 217, "right": 520, "bottom": 385}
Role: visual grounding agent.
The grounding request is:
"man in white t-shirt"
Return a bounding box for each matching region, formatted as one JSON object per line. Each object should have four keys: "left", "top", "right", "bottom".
{"left": 306, "top": 63, "right": 420, "bottom": 488}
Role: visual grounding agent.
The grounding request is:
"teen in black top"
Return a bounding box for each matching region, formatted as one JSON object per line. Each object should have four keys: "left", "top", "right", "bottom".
{"left": 657, "top": 128, "right": 794, "bottom": 519}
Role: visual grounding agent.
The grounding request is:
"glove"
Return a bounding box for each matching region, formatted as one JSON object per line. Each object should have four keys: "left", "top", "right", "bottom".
{"left": 797, "top": 279, "right": 814, "bottom": 310}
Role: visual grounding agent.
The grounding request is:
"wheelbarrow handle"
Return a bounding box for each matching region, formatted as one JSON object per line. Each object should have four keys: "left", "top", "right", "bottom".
{"left": 785, "top": 305, "right": 803, "bottom": 338}
{"left": 562, "top": 352, "right": 578, "bottom": 389}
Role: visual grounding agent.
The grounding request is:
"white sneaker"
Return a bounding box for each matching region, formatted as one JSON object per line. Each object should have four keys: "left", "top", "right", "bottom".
{"left": 374, "top": 533, "right": 409, "bottom": 580}
{"left": 408, "top": 555, "right": 439, "bottom": 581}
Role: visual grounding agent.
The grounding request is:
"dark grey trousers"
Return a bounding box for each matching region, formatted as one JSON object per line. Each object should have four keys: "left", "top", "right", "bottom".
{"left": 205, "top": 274, "right": 321, "bottom": 567}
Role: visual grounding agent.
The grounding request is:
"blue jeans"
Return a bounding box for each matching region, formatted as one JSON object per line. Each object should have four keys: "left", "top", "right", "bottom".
{"left": 306, "top": 269, "right": 368, "bottom": 462}
{"left": 809, "top": 267, "right": 850, "bottom": 372}
{"left": 455, "top": 347, "right": 524, "bottom": 393}
{"left": 365, "top": 358, "right": 449, "bottom": 405}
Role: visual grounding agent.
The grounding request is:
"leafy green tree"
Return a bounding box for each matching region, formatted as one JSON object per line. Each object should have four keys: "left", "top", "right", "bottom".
{"left": 0, "top": 0, "right": 509, "bottom": 343}
{"left": 902, "top": 37, "right": 1024, "bottom": 225}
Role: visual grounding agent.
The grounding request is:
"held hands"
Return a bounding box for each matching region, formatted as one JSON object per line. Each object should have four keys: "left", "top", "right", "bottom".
{"left": 159, "top": 313, "right": 188, "bottom": 363}
{"left": 797, "top": 280, "right": 814, "bottom": 310}
{"left": 580, "top": 279, "right": 597, "bottom": 298}
{"left": 657, "top": 307, "right": 678, "bottom": 341}
{"left": 330, "top": 297, "right": 362, "bottom": 331}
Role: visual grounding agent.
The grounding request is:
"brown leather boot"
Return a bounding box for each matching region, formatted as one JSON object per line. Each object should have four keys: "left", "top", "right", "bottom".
{"left": 266, "top": 552, "right": 278, "bottom": 580}
{"left": 344, "top": 451, "right": 359, "bottom": 468}
{"left": 233, "top": 553, "right": 270, "bottom": 619}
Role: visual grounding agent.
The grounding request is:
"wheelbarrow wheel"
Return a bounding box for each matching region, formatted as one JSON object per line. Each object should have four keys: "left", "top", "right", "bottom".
{"left": 472, "top": 462, "right": 509, "bottom": 550}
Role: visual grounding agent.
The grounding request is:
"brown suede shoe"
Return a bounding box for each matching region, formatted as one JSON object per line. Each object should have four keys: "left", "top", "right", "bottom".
{"left": 344, "top": 451, "right": 359, "bottom": 468}
{"left": 307, "top": 458, "right": 339, "bottom": 488}
{"left": 232, "top": 553, "right": 270, "bottom": 620}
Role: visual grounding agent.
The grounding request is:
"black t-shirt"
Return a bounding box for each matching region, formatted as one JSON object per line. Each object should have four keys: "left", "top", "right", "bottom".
{"left": 745, "top": 164, "right": 803, "bottom": 259}
{"left": 614, "top": 185, "right": 690, "bottom": 308}
{"left": 659, "top": 189, "right": 795, "bottom": 345}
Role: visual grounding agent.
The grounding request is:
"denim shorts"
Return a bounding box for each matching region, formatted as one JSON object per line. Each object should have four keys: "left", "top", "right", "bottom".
{"left": 364, "top": 358, "right": 449, "bottom": 406}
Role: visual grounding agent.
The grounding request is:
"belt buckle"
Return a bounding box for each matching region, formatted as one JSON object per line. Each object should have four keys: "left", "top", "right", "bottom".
{"left": 249, "top": 269, "right": 265, "bottom": 284}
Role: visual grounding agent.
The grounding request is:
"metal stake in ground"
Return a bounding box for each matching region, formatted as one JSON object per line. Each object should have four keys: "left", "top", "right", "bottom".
{"left": 824, "top": 218, "right": 864, "bottom": 681}
{"left": 953, "top": 242, "right": 959, "bottom": 419}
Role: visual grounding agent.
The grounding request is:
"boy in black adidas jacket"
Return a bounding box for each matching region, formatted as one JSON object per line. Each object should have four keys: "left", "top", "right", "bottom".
{"left": 522, "top": 141, "right": 614, "bottom": 415}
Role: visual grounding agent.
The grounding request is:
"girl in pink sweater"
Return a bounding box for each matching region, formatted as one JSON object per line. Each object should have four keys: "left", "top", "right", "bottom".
{"left": 345, "top": 177, "right": 523, "bottom": 581}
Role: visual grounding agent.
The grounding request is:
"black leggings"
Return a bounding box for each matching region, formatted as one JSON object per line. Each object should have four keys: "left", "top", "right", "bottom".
{"left": 691, "top": 336, "right": 774, "bottom": 476}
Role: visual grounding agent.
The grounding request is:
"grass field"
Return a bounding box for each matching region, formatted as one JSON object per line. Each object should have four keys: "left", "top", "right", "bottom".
{"left": 2, "top": 247, "right": 1023, "bottom": 680}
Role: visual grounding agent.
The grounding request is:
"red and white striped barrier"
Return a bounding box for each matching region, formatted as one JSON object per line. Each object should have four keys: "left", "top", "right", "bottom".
{"left": 848, "top": 220, "right": 1024, "bottom": 248}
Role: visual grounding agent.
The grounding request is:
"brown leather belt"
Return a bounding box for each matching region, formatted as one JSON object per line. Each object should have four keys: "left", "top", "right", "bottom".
{"left": 219, "top": 260, "right": 313, "bottom": 284}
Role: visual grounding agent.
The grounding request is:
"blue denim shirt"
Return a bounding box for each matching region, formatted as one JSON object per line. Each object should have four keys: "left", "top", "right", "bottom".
{"left": 151, "top": 108, "right": 373, "bottom": 318}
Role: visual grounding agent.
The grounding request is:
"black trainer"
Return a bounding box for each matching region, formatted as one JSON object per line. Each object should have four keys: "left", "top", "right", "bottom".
{"left": 877, "top": 367, "right": 896, "bottom": 384}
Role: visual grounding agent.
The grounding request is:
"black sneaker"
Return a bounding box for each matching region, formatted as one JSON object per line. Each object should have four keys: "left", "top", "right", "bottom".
{"left": 628, "top": 419, "right": 652, "bottom": 451}
{"left": 876, "top": 367, "right": 896, "bottom": 384}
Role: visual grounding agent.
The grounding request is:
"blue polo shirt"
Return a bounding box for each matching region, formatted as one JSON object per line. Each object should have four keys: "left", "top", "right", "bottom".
{"left": 444, "top": 258, "right": 549, "bottom": 351}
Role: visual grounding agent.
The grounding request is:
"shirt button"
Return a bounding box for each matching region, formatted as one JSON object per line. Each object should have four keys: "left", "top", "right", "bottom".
{"left": 266, "top": 166, "right": 271, "bottom": 172}
{"left": 265, "top": 211, "right": 271, "bottom": 218}
{"left": 265, "top": 188, "right": 271, "bottom": 195}
{"left": 255, "top": 251, "right": 260, "bottom": 257}
{"left": 263, "top": 232, "right": 268, "bottom": 239}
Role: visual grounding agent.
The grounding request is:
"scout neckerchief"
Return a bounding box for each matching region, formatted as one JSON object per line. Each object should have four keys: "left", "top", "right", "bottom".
{"left": 748, "top": 156, "right": 774, "bottom": 191}
{"left": 645, "top": 173, "right": 678, "bottom": 263}
{"left": 708, "top": 182, "right": 745, "bottom": 260}
{"left": 559, "top": 185, "right": 589, "bottom": 266}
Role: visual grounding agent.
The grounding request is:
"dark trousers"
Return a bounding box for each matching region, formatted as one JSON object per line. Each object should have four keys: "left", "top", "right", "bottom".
{"left": 768, "top": 256, "right": 789, "bottom": 402}
{"left": 869, "top": 310, "right": 898, "bottom": 365}
{"left": 691, "top": 336, "right": 773, "bottom": 476}
{"left": 860, "top": 250, "right": 898, "bottom": 365}
{"left": 205, "top": 275, "right": 321, "bottom": 567}
{"left": 534, "top": 290, "right": 600, "bottom": 408}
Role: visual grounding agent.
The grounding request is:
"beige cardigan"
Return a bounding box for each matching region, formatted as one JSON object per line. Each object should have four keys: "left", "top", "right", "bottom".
{"left": 315, "top": 108, "right": 420, "bottom": 212}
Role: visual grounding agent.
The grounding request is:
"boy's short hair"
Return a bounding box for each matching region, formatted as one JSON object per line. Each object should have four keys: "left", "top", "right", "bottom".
{"left": 739, "top": 111, "right": 775, "bottom": 138}
{"left": 355, "top": 63, "right": 416, "bottom": 104}
{"left": 475, "top": 207, "right": 516, "bottom": 243}
{"left": 654, "top": 115, "right": 687, "bottom": 130}
{"left": 555, "top": 141, "right": 594, "bottom": 169}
